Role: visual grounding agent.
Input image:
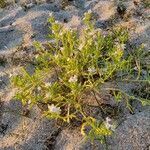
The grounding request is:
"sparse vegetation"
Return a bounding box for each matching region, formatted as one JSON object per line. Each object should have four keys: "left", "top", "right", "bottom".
{"left": 11, "top": 12, "right": 150, "bottom": 145}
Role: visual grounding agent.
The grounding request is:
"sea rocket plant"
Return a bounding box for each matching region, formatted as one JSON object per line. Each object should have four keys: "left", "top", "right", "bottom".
{"left": 11, "top": 11, "right": 149, "bottom": 144}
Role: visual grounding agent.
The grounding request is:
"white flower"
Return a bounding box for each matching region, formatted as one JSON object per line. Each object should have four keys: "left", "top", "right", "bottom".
{"left": 37, "top": 86, "right": 42, "bottom": 91}
{"left": 106, "top": 117, "right": 112, "bottom": 122}
{"left": 116, "top": 42, "right": 126, "bottom": 50}
{"left": 45, "top": 82, "right": 52, "bottom": 87}
{"left": 28, "top": 99, "right": 32, "bottom": 104}
{"left": 9, "top": 73, "right": 13, "bottom": 78}
{"left": 59, "top": 31, "right": 63, "bottom": 36}
{"left": 54, "top": 54, "right": 58, "bottom": 58}
{"left": 114, "top": 50, "right": 117, "bottom": 55}
{"left": 120, "top": 44, "right": 126, "bottom": 50}
{"left": 48, "top": 104, "right": 61, "bottom": 114}
{"left": 55, "top": 20, "right": 59, "bottom": 24}
{"left": 45, "top": 93, "right": 51, "bottom": 98}
{"left": 104, "top": 117, "right": 115, "bottom": 131}
{"left": 52, "top": 30, "right": 55, "bottom": 34}
{"left": 79, "top": 44, "right": 84, "bottom": 50}
{"left": 133, "top": 66, "right": 138, "bottom": 71}
{"left": 49, "top": 12, "right": 53, "bottom": 17}
{"left": 60, "top": 47, "right": 64, "bottom": 52}
{"left": 88, "top": 67, "right": 96, "bottom": 73}
{"left": 88, "top": 9, "right": 92, "bottom": 14}
{"left": 9, "top": 70, "right": 19, "bottom": 78}
{"left": 69, "top": 75, "right": 78, "bottom": 83}
{"left": 35, "top": 54, "right": 39, "bottom": 59}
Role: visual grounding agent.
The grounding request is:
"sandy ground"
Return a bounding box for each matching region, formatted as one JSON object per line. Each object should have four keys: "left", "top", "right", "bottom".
{"left": 0, "top": 0, "right": 150, "bottom": 149}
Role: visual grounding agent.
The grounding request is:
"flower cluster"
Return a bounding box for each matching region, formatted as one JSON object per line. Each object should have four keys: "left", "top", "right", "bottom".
{"left": 104, "top": 117, "right": 116, "bottom": 131}
{"left": 88, "top": 67, "right": 96, "bottom": 74}
{"left": 48, "top": 104, "right": 61, "bottom": 114}
{"left": 69, "top": 75, "right": 78, "bottom": 83}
